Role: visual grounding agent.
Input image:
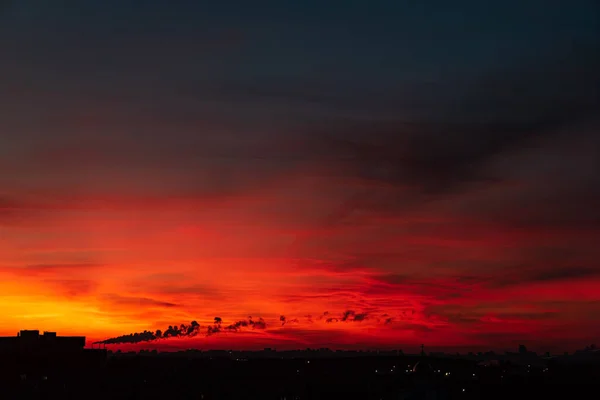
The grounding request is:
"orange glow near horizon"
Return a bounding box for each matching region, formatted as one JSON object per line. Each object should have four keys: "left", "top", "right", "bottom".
{"left": 2, "top": 173, "right": 600, "bottom": 353}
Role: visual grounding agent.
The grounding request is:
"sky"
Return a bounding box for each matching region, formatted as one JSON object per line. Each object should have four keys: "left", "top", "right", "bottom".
{"left": 1, "top": 1, "right": 599, "bottom": 353}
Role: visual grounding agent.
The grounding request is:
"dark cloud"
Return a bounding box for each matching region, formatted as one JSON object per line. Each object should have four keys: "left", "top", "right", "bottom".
{"left": 207, "top": 79, "right": 432, "bottom": 116}
{"left": 5, "top": 263, "right": 105, "bottom": 277}
{"left": 24, "top": 263, "right": 102, "bottom": 272}
{"left": 526, "top": 266, "right": 600, "bottom": 284}
{"left": 438, "top": 313, "right": 480, "bottom": 325}
{"left": 300, "top": 42, "right": 600, "bottom": 198}
{"left": 396, "top": 323, "right": 434, "bottom": 333}
{"left": 494, "top": 312, "right": 558, "bottom": 321}
{"left": 101, "top": 294, "right": 178, "bottom": 308}
{"left": 43, "top": 279, "right": 97, "bottom": 297}
{"left": 490, "top": 265, "right": 600, "bottom": 289}
{"left": 277, "top": 293, "right": 341, "bottom": 303}
{"left": 145, "top": 284, "right": 223, "bottom": 299}
{"left": 367, "top": 274, "right": 473, "bottom": 301}
{"left": 373, "top": 274, "right": 409, "bottom": 285}
{"left": 423, "top": 302, "right": 561, "bottom": 331}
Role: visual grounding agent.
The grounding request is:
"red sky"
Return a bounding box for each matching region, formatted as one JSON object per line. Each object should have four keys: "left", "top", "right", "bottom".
{"left": 1, "top": 1, "right": 599, "bottom": 353}
{"left": 1, "top": 167, "right": 599, "bottom": 353}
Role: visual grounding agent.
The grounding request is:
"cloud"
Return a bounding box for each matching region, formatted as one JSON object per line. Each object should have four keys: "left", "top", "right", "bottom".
{"left": 400, "top": 323, "right": 434, "bottom": 333}
{"left": 14, "top": 263, "right": 103, "bottom": 277}
{"left": 43, "top": 279, "right": 97, "bottom": 297}
{"left": 294, "top": 42, "right": 600, "bottom": 201}
{"left": 488, "top": 265, "right": 600, "bottom": 289}
{"left": 101, "top": 294, "right": 178, "bottom": 308}
{"left": 524, "top": 266, "right": 600, "bottom": 284}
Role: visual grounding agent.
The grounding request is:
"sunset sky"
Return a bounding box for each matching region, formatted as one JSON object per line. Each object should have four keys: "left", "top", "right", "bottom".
{"left": 1, "top": 1, "right": 599, "bottom": 353}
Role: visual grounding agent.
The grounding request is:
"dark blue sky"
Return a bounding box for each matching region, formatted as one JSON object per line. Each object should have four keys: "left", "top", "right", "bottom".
{"left": 2, "top": 1, "right": 598, "bottom": 118}
{"left": 1, "top": 0, "right": 598, "bottom": 190}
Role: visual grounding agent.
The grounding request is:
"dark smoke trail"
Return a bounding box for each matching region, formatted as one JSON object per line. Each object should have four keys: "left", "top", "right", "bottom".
{"left": 209, "top": 316, "right": 267, "bottom": 335}
{"left": 341, "top": 310, "right": 356, "bottom": 321}
{"left": 323, "top": 310, "right": 369, "bottom": 323}
{"left": 225, "top": 319, "right": 249, "bottom": 331}
{"left": 207, "top": 316, "right": 223, "bottom": 335}
{"left": 353, "top": 313, "right": 368, "bottom": 322}
{"left": 249, "top": 317, "right": 267, "bottom": 329}
{"left": 94, "top": 320, "right": 201, "bottom": 345}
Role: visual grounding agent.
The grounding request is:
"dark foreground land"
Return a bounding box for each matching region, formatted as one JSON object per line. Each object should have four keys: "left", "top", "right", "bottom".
{"left": 1, "top": 351, "right": 600, "bottom": 399}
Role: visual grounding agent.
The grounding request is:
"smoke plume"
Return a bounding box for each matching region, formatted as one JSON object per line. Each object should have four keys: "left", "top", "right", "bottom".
{"left": 94, "top": 320, "right": 201, "bottom": 344}
{"left": 209, "top": 316, "right": 267, "bottom": 335}
{"left": 324, "top": 310, "right": 369, "bottom": 323}
{"left": 206, "top": 316, "right": 223, "bottom": 336}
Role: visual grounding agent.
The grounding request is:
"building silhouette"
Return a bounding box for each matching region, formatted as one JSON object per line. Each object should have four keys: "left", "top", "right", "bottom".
{"left": 0, "top": 330, "right": 85, "bottom": 354}
{"left": 0, "top": 329, "right": 107, "bottom": 386}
